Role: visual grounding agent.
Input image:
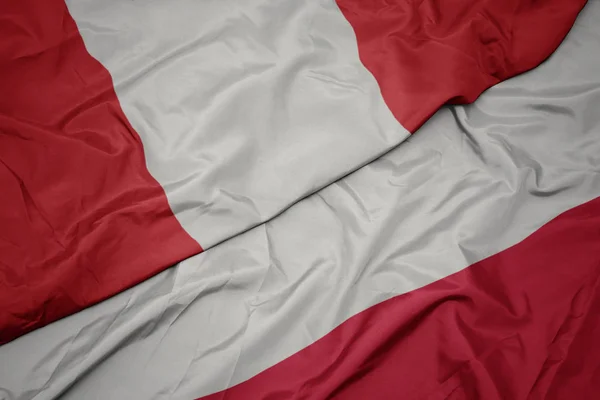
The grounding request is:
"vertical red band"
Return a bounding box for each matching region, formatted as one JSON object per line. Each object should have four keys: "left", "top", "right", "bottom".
{"left": 0, "top": 0, "right": 202, "bottom": 344}
{"left": 200, "top": 195, "right": 600, "bottom": 399}
{"left": 336, "top": 0, "right": 587, "bottom": 132}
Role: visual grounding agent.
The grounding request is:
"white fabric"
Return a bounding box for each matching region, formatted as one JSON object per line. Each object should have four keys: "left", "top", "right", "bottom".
{"left": 67, "top": 0, "right": 408, "bottom": 248}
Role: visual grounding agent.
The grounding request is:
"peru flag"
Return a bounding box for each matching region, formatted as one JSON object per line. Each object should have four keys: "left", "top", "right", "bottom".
{"left": 1, "top": 0, "right": 599, "bottom": 399}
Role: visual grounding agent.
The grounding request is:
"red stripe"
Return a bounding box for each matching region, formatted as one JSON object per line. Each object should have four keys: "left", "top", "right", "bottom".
{"left": 199, "top": 195, "right": 600, "bottom": 399}
{"left": 336, "top": 0, "right": 587, "bottom": 133}
{"left": 0, "top": 0, "right": 202, "bottom": 344}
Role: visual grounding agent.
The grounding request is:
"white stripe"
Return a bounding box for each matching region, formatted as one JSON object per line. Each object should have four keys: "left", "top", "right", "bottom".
{"left": 66, "top": 0, "right": 408, "bottom": 248}
{"left": 2, "top": 2, "right": 600, "bottom": 400}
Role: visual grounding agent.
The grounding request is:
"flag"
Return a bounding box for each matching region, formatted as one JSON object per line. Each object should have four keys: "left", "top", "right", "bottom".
{"left": 1, "top": 0, "right": 599, "bottom": 398}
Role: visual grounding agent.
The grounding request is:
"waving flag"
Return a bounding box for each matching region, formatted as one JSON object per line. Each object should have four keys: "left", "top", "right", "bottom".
{"left": 1, "top": 0, "right": 599, "bottom": 399}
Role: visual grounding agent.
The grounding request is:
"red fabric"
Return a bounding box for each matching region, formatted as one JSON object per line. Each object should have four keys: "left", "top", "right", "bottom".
{"left": 543, "top": 271, "right": 600, "bottom": 400}
{"left": 336, "top": 0, "right": 588, "bottom": 133}
{"left": 200, "top": 195, "right": 600, "bottom": 399}
{"left": 0, "top": 0, "right": 202, "bottom": 345}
